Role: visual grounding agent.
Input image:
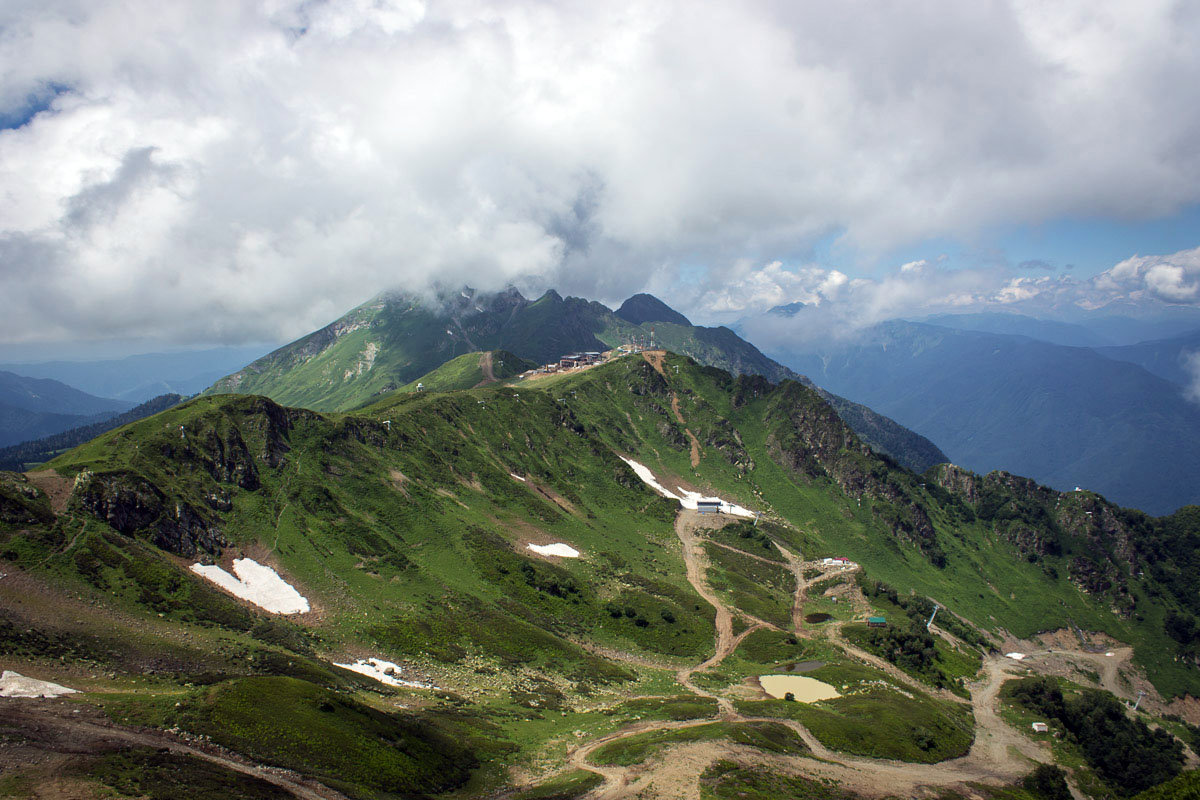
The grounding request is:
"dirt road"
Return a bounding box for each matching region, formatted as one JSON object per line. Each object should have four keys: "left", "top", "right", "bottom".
{"left": 478, "top": 351, "right": 497, "bottom": 384}
{"left": 560, "top": 508, "right": 1061, "bottom": 800}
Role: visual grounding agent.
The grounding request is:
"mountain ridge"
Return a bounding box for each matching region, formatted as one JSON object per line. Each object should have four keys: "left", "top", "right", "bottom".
{"left": 4, "top": 349, "right": 1200, "bottom": 797}
{"left": 207, "top": 287, "right": 950, "bottom": 473}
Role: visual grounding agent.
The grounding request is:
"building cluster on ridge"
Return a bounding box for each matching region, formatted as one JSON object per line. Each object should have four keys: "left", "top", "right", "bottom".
{"left": 518, "top": 340, "right": 654, "bottom": 379}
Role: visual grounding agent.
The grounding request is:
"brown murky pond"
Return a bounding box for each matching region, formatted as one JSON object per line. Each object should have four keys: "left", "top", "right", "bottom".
{"left": 758, "top": 674, "right": 841, "bottom": 702}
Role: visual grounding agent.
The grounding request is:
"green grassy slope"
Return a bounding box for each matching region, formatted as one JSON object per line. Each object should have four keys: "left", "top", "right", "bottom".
{"left": 3, "top": 349, "right": 1198, "bottom": 795}
{"left": 205, "top": 288, "right": 948, "bottom": 472}
{"left": 397, "top": 350, "right": 536, "bottom": 395}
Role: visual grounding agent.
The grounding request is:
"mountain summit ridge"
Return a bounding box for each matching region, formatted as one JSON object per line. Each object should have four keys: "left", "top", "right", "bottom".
{"left": 207, "top": 287, "right": 949, "bottom": 472}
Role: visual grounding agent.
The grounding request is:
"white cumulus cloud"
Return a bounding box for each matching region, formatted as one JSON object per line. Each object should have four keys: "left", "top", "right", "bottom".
{"left": 1, "top": 0, "right": 1200, "bottom": 346}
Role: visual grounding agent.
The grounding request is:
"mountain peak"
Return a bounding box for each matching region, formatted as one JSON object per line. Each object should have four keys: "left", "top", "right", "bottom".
{"left": 767, "top": 301, "right": 806, "bottom": 318}
{"left": 615, "top": 294, "right": 691, "bottom": 327}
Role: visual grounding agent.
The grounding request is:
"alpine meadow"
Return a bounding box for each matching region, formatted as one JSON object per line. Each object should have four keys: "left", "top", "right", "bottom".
{"left": 4, "top": 3, "right": 1200, "bottom": 799}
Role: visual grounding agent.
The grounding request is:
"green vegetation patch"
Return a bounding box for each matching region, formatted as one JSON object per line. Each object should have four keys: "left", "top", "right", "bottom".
{"left": 700, "top": 759, "right": 863, "bottom": 800}
{"left": 512, "top": 769, "right": 605, "bottom": 800}
{"left": 842, "top": 622, "right": 975, "bottom": 697}
{"left": 707, "top": 519, "right": 785, "bottom": 560}
{"left": 86, "top": 747, "right": 292, "bottom": 800}
{"left": 177, "top": 676, "right": 477, "bottom": 796}
{"left": 588, "top": 721, "right": 808, "bottom": 767}
{"left": 738, "top": 688, "right": 974, "bottom": 763}
{"left": 1131, "top": 768, "right": 1200, "bottom": 800}
{"left": 736, "top": 627, "right": 805, "bottom": 667}
{"left": 704, "top": 542, "right": 795, "bottom": 629}
{"left": 1022, "top": 764, "right": 1073, "bottom": 800}
{"left": 1004, "top": 676, "right": 1184, "bottom": 795}
{"left": 614, "top": 695, "right": 720, "bottom": 721}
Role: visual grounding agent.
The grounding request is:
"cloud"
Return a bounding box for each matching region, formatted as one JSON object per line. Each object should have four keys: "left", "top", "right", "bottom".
{"left": 1, "top": 1, "right": 1200, "bottom": 345}
{"left": 1184, "top": 351, "right": 1200, "bottom": 405}
{"left": 1093, "top": 249, "right": 1200, "bottom": 305}
{"left": 700, "top": 246, "right": 1200, "bottom": 348}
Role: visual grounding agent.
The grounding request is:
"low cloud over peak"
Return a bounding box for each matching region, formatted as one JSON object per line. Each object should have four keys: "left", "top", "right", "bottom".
{"left": 2, "top": 1, "right": 1200, "bottom": 347}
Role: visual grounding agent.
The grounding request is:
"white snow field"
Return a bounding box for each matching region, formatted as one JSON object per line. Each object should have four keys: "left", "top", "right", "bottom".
{"left": 190, "top": 558, "right": 310, "bottom": 614}
{"left": 619, "top": 456, "right": 755, "bottom": 518}
{"left": 1005, "top": 652, "right": 1027, "bottom": 661}
{"left": 527, "top": 542, "right": 580, "bottom": 558}
{"left": 1, "top": 670, "right": 77, "bottom": 698}
{"left": 333, "top": 658, "right": 434, "bottom": 689}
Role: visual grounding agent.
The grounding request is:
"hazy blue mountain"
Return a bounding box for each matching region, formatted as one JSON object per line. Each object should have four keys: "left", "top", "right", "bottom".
{"left": 1094, "top": 329, "right": 1200, "bottom": 387}
{"left": 921, "top": 313, "right": 1114, "bottom": 347}
{"left": 0, "top": 371, "right": 130, "bottom": 416}
{"left": 0, "top": 393, "right": 184, "bottom": 470}
{"left": 0, "top": 371, "right": 133, "bottom": 448}
{"left": 767, "top": 320, "right": 1200, "bottom": 515}
{"left": 1070, "top": 308, "right": 1200, "bottom": 346}
{"left": 0, "top": 345, "right": 274, "bottom": 403}
{"left": 0, "top": 403, "right": 106, "bottom": 448}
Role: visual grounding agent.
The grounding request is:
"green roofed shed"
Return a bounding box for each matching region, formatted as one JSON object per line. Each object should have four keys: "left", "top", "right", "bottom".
{"left": 867, "top": 616, "right": 887, "bottom": 628}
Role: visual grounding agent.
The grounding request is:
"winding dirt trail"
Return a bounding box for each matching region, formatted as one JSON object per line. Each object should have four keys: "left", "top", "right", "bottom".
{"left": 477, "top": 351, "right": 497, "bottom": 385}
{"left": 644, "top": 351, "right": 701, "bottom": 467}
{"left": 824, "top": 619, "right": 969, "bottom": 705}
{"left": 672, "top": 511, "right": 739, "bottom": 716}
{"left": 772, "top": 541, "right": 807, "bottom": 635}
{"left": 561, "top": 508, "right": 1063, "bottom": 800}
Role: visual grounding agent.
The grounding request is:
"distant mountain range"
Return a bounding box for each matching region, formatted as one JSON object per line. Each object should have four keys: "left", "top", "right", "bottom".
{"left": 765, "top": 318, "right": 1200, "bottom": 514}
{"left": 0, "top": 393, "right": 184, "bottom": 471}
{"left": 206, "top": 288, "right": 948, "bottom": 473}
{"left": 0, "top": 371, "right": 133, "bottom": 448}
{"left": 0, "top": 345, "right": 274, "bottom": 403}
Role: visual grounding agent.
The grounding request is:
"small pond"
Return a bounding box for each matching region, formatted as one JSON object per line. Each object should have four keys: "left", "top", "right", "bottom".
{"left": 758, "top": 674, "right": 841, "bottom": 702}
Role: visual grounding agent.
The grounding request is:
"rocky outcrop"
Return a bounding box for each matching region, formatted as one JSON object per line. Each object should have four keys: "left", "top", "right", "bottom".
{"left": 930, "top": 464, "right": 980, "bottom": 504}
{"left": 762, "top": 381, "right": 948, "bottom": 565}
{"left": 73, "top": 471, "right": 225, "bottom": 558}
{"left": 0, "top": 471, "right": 53, "bottom": 525}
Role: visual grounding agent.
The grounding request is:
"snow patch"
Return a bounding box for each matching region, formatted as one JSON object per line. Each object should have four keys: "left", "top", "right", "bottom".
{"left": 334, "top": 658, "right": 434, "bottom": 689}
{"left": 675, "top": 488, "right": 755, "bottom": 518}
{"left": 190, "top": 558, "right": 309, "bottom": 614}
{"left": 1005, "top": 652, "right": 1027, "bottom": 661}
{"left": 527, "top": 542, "right": 580, "bottom": 558}
{"left": 619, "top": 456, "right": 754, "bottom": 518}
{"left": 1, "top": 670, "right": 77, "bottom": 698}
{"left": 619, "top": 456, "right": 680, "bottom": 500}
